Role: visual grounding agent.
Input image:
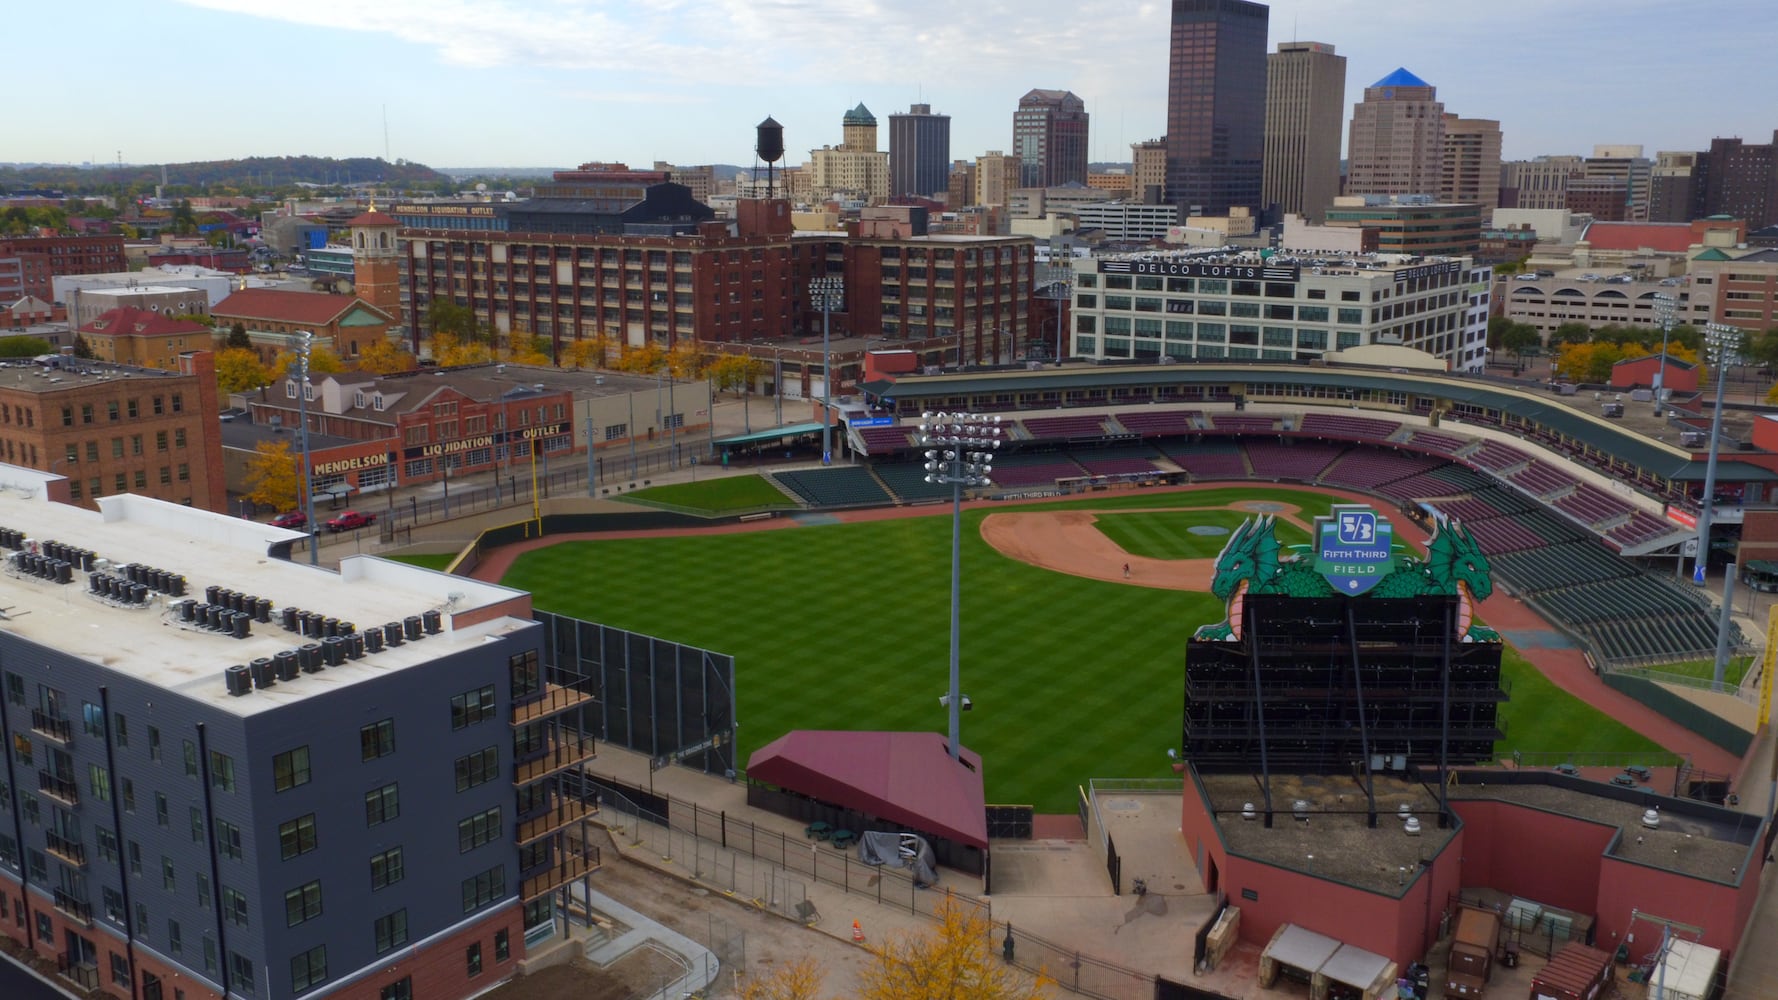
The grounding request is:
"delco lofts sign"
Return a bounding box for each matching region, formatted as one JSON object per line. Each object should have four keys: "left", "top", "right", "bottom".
{"left": 1098, "top": 259, "right": 1301, "bottom": 281}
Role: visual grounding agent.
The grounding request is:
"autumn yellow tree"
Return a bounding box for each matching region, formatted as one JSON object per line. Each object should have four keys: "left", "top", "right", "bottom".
{"left": 215, "top": 347, "right": 271, "bottom": 395}
{"left": 858, "top": 899, "right": 1052, "bottom": 1000}
{"left": 428, "top": 331, "right": 494, "bottom": 367}
{"left": 243, "top": 440, "right": 300, "bottom": 514}
{"left": 563, "top": 337, "right": 612, "bottom": 370}
{"left": 737, "top": 956, "right": 823, "bottom": 1000}
{"left": 270, "top": 344, "right": 344, "bottom": 379}
{"left": 705, "top": 354, "right": 767, "bottom": 393}
{"left": 1554, "top": 341, "right": 1625, "bottom": 384}
{"left": 507, "top": 334, "right": 553, "bottom": 366}
{"left": 667, "top": 341, "right": 706, "bottom": 379}
{"left": 615, "top": 343, "right": 668, "bottom": 374}
{"left": 357, "top": 338, "right": 417, "bottom": 375}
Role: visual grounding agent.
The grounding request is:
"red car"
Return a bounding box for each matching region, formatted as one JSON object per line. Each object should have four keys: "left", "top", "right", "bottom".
{"left": 270, "top": 511, "right": 307, "bottom": 529}
{"left": 326, "top": 510, "right": 376, "bottom": 533}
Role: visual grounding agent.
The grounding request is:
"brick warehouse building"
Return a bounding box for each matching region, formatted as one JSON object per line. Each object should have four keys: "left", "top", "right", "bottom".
{"left": 0, "top": 352, "right": 225, "bottom": 512}
{"left": 0, "top": 235, "right": 128, "bottom": 304}
{"left": 0, "top": 476, "right": 596, "bottom": 1000}
{"left": 396, "top": 198, "right": 1035, "bottom": 378}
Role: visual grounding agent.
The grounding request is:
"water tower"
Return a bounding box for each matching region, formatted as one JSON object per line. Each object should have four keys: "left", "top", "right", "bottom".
{"left": 755, "top": 116, "right": 785, "bottom": 199}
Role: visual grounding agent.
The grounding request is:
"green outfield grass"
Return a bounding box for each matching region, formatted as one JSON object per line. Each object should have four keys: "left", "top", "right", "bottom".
{"left": 500, "top": 484, "right": 1662, "bottom": 812}
{"left": 391, "top": 552, "right": 458, "bottom": 572}
{"left": 620, "top": 475, "right": 795, "bottom": 513}
{"left": 1093, "top": 509, "right": 1310, "bottom": 560}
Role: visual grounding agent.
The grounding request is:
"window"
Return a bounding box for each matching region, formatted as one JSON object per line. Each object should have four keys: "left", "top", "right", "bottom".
{"left": 90, "top": 764, "right": 111, "bottom": 801}
{"left": 284, "top": 880, "right": 323, "bottom": 926}
{"left": 171, "top": 393, "right": 183, "bottom": 414}
{"left": 197, "top": 872, "right": 212, "bottom": 910}
{"left": 183, "top": 740, "right": 198, "bottom": 777}
{"left": 162, "top": 857, "right": 176, "bottom": 891}
{"left": 3, "top": 672, "right": 19, "bottom": 706}
{"left": 495, "top": 928, "right": 510, "bottom": 961}
{"left": 122, "top": 779, "right": 135, "bottom": 813}
{"left": 458, "top": 807, "right": 502, "bottom": 853}
{"left": 509, "top": 650, "right": 541, "bottom": 699}
{"left": 96, "top": 827, "right": 118, "bottom": 862}
{"left": 82, "top": 701, "right": 103, "bottom": 736}
{"left": 466, "top": 942, "right": 483, "bottom": 977}
{"left": 461, "top": 865, "right": 505, "bottom": 913}
{"left": 148, "top": 726, "right": 160, "bottom": 760}
{"left": 128, "top": 399, "right": 139, "bottom": 418}
{"left": 380, "top": 977, "right": 413, "bottom": 1000}
{"left": 288, "top": 939, "right": 327, "bottom": 989}
{"left": 168, "top": 919, "right": 181, "bottom": 954}
{"left": 278, "top": 814, "right": 317, "bottom": 860}
{"left": 450, "top": 685, "right": 496, "bottom": 729}
{"left": 455, "top": 747, "right": 500, "bottom": 792}
{"left": 174, "top": 428, "right": 186, "bottom": 448}
{"left": 128, "top": 841, "right": 141, "bottom": 875}
{"left": 156, "top": 430, "right": 168, "bottom": 452}
{"left": 223, "top": 885, "right": 247, "bottom": 926}
{"left": 229, "top": 951, "right": 255, "bottom": 994}
{"left": 111, "top": 952, "right": 130, "bottom": 987}
{"left": 203, "top": 938, "right": 217, "bottom": 976}
{"left": 104, "top": 887, "right": 125, "bottom": 923}
{"left": 374, "top": 909, "right": 408, "bottom": 954}
{"left": 135, "top": 902, "right": 148, "bottom": 934}
{"left": 359, "top": 720, "right": 395, "bottom": 761}
{"left": 113, "top": 713, "right": 127, "bottom": 747}
{"left": 365, "top": 783, "right": 399, "bottom": 826}
{"left": 273, "top": 746, "right": 310, "bottom": 791}
{"left": 216, "top": 819, "right": 243, "bottom": 860}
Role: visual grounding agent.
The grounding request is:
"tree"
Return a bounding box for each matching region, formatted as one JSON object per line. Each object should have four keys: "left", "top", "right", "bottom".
{"left": 225, "top": 322, "right": 252, "bottom": 350}
{"left": 1555, "top": 341, "right": 1625, "bottom": 384}
{"left": 737, "top": 957, "right": 823, "bottom": 1000}
{"left": 562, "top": 336, "right": 611, "bottom": 370}
{"left": 71, "top": 336, "right": 96, "bottom": 360}
{"left": 0, "top": 337, "right": 52, "bottom": 359}
{"left": 506, "top": 333, "right": 552, "bottom": 366}
{"left": 705, "top": 354, "right": 767, "bottom": 393}
{"left": 429, "top": 331, "right": 492, "bottom": 367}
{"left": 356, "top": 338, "right": 417, "bottom": 375}
{"left": 615, "top": 343, "right": 668, "bottom": 374}
{"left": 667, "top": 341, "right": 705, "bottom": 379}
{"left": 243, "top": 440, "right": 300, "bottom": 514}
{"left": 171, "top": 312, "right": 215, "bottom": 328}
{"left": 270, "top": 344, "right": 343, "bottom": 379}
{"left": 858, "top": 899, "right": 1052, "bottom": 1000}
{"left": 1553, "top": 322, "right": 1591, "bottom": 346}
{"left": 215, "top": 347, "right": 271, "bottom": 395}
{"left": 425, "top": 299, "right": 481, "bottom": 343}
{"left": 1501, "top": 323, "right": 1541, "bottom": 358}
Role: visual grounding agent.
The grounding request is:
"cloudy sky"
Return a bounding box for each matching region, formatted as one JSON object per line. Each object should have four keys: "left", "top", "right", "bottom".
{"left": 12, "top": 0, "right": 1776, "bottom": 171}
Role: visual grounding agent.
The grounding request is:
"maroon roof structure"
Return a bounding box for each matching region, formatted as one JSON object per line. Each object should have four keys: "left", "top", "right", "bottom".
{"left": 746, "top": 730, "right": 988, "bottom": 849}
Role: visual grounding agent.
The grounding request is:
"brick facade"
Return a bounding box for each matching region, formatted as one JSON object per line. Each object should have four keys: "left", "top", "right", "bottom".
{"left": 0, "top": 236, "right": 128, "bottom": 304}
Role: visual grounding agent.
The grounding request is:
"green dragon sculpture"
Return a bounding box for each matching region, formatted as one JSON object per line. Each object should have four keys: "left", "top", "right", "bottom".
{"left": 1192, "top": 513, "right": 1499, "bottom": 643}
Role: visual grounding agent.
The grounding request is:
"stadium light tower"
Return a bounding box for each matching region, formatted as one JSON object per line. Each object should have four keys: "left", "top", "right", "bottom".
{"left": 1652, "top": 292, "right": 1678, "bottom": 414}
{"left": 1692, "top": 322, "right": 1744, "bottom": 587}
{"left": 920, "top": 411, "right": 1002, "bottom": 760}
{"left": 290, "top": 331, "right": 318, "bottom": 567}
{"left": 811, "top": 276, "right": 844, "bottom": 465}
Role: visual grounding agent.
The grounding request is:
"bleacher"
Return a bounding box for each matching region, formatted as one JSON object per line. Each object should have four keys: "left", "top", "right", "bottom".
{"left": 857, "top": 425, "right": 915, "bottom": 454}
{"left": 1021, "top": 414, "right": 1112, "bottom": 440}
{"left": 1113, "top": 410, "right": 1201, "bottom": 437}
{"left": 1318, "top": 450, "right": 1444, "bottom": 492}
{"left": 1074, "top": 445, "right": 1165, "bottom": 477}
{"left": 1508, "top": 462, "right": 1576, "bottom": 498}
{"left": 1297, "top": 412, "right": 1401, "bottom": 441}
{"left": 990, "top": 453, "right": 1088, "bottom": 487}
{"left": 1376, "top": 470, "right": 1474, "bottom": 503}
{"left": 1606, "top": 510, "right": 1683, "bottom": 552}
{"left": 1552, "top": 483, "right": 1636, "bottom": 528}
{"left": 1493, "top": 541, "right": 1636, "bottom": 591}
{"left": 1405, "top": 430, "right": 1469, "bottom": 455}
{"left": 1245, "top": 440, "right": 1346, "bottom": 481}
{"left": 1517, "top": 568, "right": 1738, "bottom": 662}
{"left": 1209, "top": 414, "right": 1278, "bottom": 433}
{"left": 872, "top": 461, "right": 953, "bottom": 503}
{"left": 771, "top": 467, "right": 893, "bottom": 507}
{"left": 1469, "top": 440, "right": 1531, "bottom": 472}
{"left": 1163, "top": 441, "right": 1249, "bottom": 479}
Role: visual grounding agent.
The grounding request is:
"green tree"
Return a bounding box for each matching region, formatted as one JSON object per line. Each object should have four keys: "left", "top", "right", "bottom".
{"left": 425, "top": 299, "right": 481, "bottom": 343}
{"left": 226, "top": 322, "right": 252, "bottom": 349}
{"left": 1553, "top": 322, "right": 1591, "bottom": 346}
{"left": 71, "top": 336, "right": 95, "bottom": 360}
{"left": 0, "top": 337, "right": 53, "bottom": 358}
{"left": 1501, "top": 323, "right": 1541, "bottom": 358}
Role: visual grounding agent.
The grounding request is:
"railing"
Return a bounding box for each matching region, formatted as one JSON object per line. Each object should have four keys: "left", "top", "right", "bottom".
{"left": 513, "top": 735, "right": 598, "bottom": 785}
{"left": 511, "top": 684, "right": 594, "bottom": 725}
{"left": 29, "top": 709, "right": 72, "bottom": 743}
{"left": 37, "top": 770, "right": 79, "bottom": 806}
{"left": 519, "top": 843, "right": 600, "bottom": 901}
{"left": 45, "top": 831, "right": 86, "bottom": 867}
{"left": 516, "top": 798, "right": 595, "bottom": 845}
{"left": 52, "top": 889, "right": 93, "bottom": 925}
{"left": 56, "top": 954, "right": 99, "bottom": 990}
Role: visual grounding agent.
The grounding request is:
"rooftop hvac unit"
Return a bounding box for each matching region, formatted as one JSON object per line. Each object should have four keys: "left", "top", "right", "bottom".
{"left": 224, "top": 665, "right": 253, "bottom": 696}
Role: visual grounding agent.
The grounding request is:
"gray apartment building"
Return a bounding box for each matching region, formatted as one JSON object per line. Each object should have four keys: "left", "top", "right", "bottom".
{"left": 0, "top": 476, "right": 595, "bottom": 1000}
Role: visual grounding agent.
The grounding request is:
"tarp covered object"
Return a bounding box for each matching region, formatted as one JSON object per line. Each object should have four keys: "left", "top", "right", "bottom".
{"left": 858, "top": 831, "right": 938, "bottom": 886}
{"left": 746, "top": 730, "right": 988, "bottom": 848}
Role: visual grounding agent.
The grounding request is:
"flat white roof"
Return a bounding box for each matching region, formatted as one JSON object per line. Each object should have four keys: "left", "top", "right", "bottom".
{"left": 0, "top": 466, "right": 530, "bottom": 717}
{"left": 82, "top": 285, "right": 204, "bottom": 297}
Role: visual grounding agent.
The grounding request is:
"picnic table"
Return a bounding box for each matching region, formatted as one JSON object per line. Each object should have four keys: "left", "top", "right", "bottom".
{"left": 805, "top": 821, "right": 831, "bottom": 841}
{"left": 830, "top": 829, "right": 856, "bottom": 850}
{"left": 1625, "top": 765, "right": 1652, "bottom": 781}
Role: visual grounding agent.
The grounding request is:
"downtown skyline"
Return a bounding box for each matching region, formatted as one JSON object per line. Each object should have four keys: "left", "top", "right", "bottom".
{"left": 10, "top": 0, "right": 1778, "bottom": 172}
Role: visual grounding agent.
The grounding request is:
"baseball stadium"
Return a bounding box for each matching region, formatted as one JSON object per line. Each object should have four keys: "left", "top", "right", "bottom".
{"left": 415, "top": 359, "right": 1776, "bottom": 994}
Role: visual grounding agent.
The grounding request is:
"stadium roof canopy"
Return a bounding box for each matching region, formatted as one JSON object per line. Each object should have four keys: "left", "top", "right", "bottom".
{"left": 746, "top": 730, "right": 988, "bottom": 849}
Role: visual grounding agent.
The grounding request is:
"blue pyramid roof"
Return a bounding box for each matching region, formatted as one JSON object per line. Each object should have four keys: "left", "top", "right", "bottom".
{"left": 1372, "top": 67, "right": 1430, "bottom": 88}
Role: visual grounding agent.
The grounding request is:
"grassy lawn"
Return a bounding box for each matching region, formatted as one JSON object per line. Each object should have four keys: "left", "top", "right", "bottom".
{"left": 502, "top": 485, "right": 1659, "bottom": 811}
{"left": 1645, "top": 655, "right": 1752, "bottom": 687}
{"left": 619, "top": 474, "right": 794, "bottom": 513}
{"left": 1094, "top": 509, "right": 1310, "bottom": 561}
{"left": 387, "top": 552, "right": 459, "bottom": 571}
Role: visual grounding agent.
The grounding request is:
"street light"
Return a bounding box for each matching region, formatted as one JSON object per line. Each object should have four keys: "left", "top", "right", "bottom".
{"left": 811, "top": 276, "right": 844, "bottom": 465}
{"left": 919, "top": 411, "right": 1002, "bottom": 760}
{"left": 1652, "top": 292, "right": 1678, "bottom": 415}
{"left": 290, "top": 331, "right": 318, "bottom": 566}
{"left": 1044, "top": 242, "right": 1073, "bottom": 366}
{"left": 1692, "top": 322, "right": 1744, "bottom": 588}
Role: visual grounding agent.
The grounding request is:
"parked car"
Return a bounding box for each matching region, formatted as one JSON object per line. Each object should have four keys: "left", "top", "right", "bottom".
{"left": 270, "top": 511, "right": 307, "bottom": 529}
{"left": 326, "top": 510, "right": 376, "bottom": 532}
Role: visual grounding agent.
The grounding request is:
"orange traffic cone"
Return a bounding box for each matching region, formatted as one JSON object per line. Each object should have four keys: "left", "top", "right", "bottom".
{"left": 852, "top": 919, "right": 865, "bottom": 943}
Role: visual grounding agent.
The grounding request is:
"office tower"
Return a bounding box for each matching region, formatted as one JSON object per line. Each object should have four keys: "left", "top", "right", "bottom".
{"left": 1498, "top": 156, "right": 1583, "bottom": 211}
{"left": 1346, "top": 68, "right": 1445, "bottom": 198}
{"left": 1012, "top": 90, "right": 1089, "bottom": 188}
{"left": 1440, "top": 115, "right": 1503, "bottom": 214}
{"left": 1263, "top": 41, "right": 1346, "bottom": 222}
{"left": 888, "top": 103, "right": 952, "bottom": 200}
{"left": 808, "top": 104, "right": 890, "bottom": 203}
{"left": 975, "top": 151, "right": 1020, "bottom": 207}
{"left": 1164, "top": 0, "right": 1268, "bottom": 216}
{"left": 1649, "top": 151, "right": 1706, "bottom": 223}
{"left": 1700, "top": 132, "right": 1778, "bottom": 229}
{"left": 1132, "top": 139, "right": 1168, "bottom": 204}
{"left": 1581, "top": 144, "right": 1653, "bottom": 222}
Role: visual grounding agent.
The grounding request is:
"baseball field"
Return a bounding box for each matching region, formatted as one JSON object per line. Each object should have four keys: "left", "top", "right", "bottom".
{"left": 482, "top": 482, "right": 1661, "bottom": 813}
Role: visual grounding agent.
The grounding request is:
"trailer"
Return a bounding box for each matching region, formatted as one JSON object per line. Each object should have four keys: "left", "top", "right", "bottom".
{"left": 1649, "top": 938, "right": 1722, "bottom": 1000}
{"left": 1528, "top": 943, "right": 1613, "bottom": 1000}
{"left": 1447, "top": 905, "right": 1502, "bottom": 996}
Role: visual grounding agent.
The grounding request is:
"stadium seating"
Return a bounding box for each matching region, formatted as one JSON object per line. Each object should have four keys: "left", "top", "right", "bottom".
{"left": 1468, "top": 440, "right": 1532, "bottom": 472}
{"left": 1162, "top": 441, "right": 1249, "bottom": 479}
{"left": 1508, "top": 462, "right": 1577, "bottom": 498}
{"left": 1073, "top": 445, "right": 1165, "bottom": 477}
{"left": 1317, "top": 450, "right": 1444, "bottom": 491}
{"left": 1552, "top": 483, "right": 1636, "bottom": 527}
{"left": 857, "top": 425, "right": 915, "bottom": 454}
{"left": 1605, "top": 511, "right": 1683, "bottom": 551}
{"left": 1113, "top": 410, "right": 1202, "bottom": 437}
{"left": 1244, "top": 440, "right": 1346, "bottom": 481}
{"left": 1297, "top": 412, "right": 1401, "bottom": 441}
{"left": 1021, "top": 414, "right": 1112, "bottom": 440}
{"left": 1210, "top": 414, "right": 1279, "bottom": 433}
{"left": 990, "top": 453, "right": 1088, "bottom": 488}
{"left": 872, "top": 461, "right": 954, "bottom": 503}
{"left": 772, "top": 467, "right": 893, "bottom": 507}
{"left": 1405, "top": 430, "right": 1469, "bottom": 455}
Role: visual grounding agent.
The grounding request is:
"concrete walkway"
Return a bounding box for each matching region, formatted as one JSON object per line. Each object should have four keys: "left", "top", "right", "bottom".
{"left": 569, "top": 885, "right": 720, "bottom": 999}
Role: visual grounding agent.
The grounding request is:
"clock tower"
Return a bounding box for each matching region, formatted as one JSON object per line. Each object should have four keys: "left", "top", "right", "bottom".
{"left": 348, "top": 201, "right": 403, "bottom": 329}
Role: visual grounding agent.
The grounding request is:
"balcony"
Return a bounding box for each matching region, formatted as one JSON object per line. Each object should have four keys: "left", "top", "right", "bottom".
{"left": 520, "top": 842, "right": 600, "bottom": 901}
{"left": 52, "top": 889, "right": 93, "bottom": 925}
{"left": 516, "top": 797, "right": 596, "bottom": 846}
{"left": 57, "top": 954, "right": 99, "bottom": 990}
{"left": 37, "top": 771, "right": 79, "bottom": 807}
{"left": 514, "top": 735, "right": 597, "bottom": 785}
{"left": 45, "top": 831, "right": 86, "bottom": 867}
{"left": 29, "top": 709, "right": 72, "bottom": 743}
{"left": 511, "top": 684, "right": 594, "bottom": 725}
